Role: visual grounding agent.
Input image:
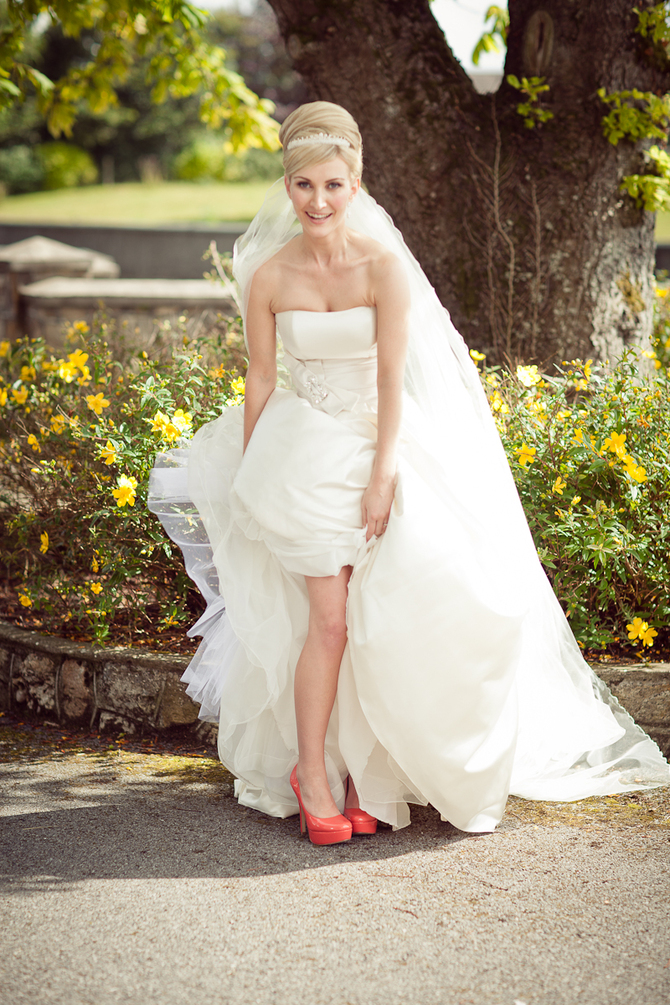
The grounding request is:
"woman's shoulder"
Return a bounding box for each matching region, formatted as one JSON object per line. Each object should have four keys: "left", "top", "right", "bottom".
{"left": 348, "top": 231, "right": 403, "bottom": 276}
{"left": 249, "top": 238, "right": 302, "bottom": 304}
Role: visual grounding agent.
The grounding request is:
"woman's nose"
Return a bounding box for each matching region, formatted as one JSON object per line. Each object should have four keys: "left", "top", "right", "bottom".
{"left": 310, "top": 188, "right": 327, "bottom": 207}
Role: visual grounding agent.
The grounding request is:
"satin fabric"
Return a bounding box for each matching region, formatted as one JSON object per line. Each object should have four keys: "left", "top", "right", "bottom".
{"left": 148, "top": 307, "right": 668, "bottom": 834}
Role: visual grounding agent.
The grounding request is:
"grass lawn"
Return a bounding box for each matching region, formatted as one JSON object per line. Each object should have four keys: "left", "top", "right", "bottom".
{"left": 655, "top": 211, "right": 670, "bottom": 242}
{"left": 4, "top": 181, "right": 670, "bottom": 239}
{"left": 0, "top": 180, "right": 277, "bottom": 225}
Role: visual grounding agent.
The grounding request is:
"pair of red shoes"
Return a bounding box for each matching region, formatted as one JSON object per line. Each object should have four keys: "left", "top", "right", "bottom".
{"left": 289, "top": 766, "right": 378, "bottom": 845}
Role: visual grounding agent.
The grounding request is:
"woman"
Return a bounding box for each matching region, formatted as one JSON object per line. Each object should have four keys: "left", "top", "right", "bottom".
{"left": 149, "top": 102, "right": 669, "bottom": 844}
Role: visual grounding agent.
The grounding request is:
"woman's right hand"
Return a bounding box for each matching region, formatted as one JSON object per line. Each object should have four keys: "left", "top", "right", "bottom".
{"left": 361, "top": 470, "right": 395, "bottom": 541}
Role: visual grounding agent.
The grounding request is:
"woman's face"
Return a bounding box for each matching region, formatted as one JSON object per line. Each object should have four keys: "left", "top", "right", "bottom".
{"left": 285, "top": 157, "right": 360, "bottom": 235}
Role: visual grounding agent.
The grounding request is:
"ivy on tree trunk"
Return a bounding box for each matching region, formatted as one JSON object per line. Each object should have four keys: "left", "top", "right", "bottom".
{"left": 266, "top": 0, "right": 670, "bottom": 364}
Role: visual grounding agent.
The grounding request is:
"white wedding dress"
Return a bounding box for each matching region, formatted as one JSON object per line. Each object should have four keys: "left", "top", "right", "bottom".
{"left": 149, "top": 301, "right": 670, "bottom": 833}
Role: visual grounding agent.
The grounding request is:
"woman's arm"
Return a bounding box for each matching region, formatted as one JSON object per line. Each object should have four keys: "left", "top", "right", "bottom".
{"left": 362, "top": 253, "right": 410, "bottom": 540}
{"left": 243, "top": 271, "right": 278, "bottom": 452}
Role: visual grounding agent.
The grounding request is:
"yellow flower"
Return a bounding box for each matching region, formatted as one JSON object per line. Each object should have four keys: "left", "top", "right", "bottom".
{"left": 469, "top": 349, "right": 486, "bottom": 363}
{"left": 40, "top": 532, "right": 49, "bottom": 554}
{"left": 18, "top": 592, "right": 32, "bottom": 607}
{"left": 627, "top": 617, "right": 649, "bottom": 642}
{"left": 516, "top": 443, "right": 537, "bottom": 468}
{"left": 0, "top": 388, "right": 7, "bottom": 406}
{"left": 147, "top": 411, "right": 170, "bottom": 435}
{"left": 485, "top": 372, "right": 499, "bottom": 387}
{"left": 99, "top": 440, "right": 118, "bottom": 465}
{"left": 162, "top": 421, "right": 181, "bottom": 443}
{"left": 0, "top": 340, "right": 10, "bottom": 357}
{"left": 27, "top": 433, "right": 41, "bottom": 453}
{"left": 516, "top": 364, "right": 542, "bottom": 388}
{"left": 68, "top": 349, "right": 89, "bottom": 370}
{"left": 490, "top": 391, "right": 509, "bottom": 414}
{"left": 21, "top": 365, "right": 36, "bottom": 382}
{"left": 57, "top": 360, "right": 75, "bottom": 382}
{"left": 640, "top": 624, "right": 658, "bottom": 647}
{"left": 623, "top": 457, "right": 647, "bottom": 483}
{"left": 90, "top": 582, "right": 103, "bottom": 595}
{"left": 556, "top": 409, "right": 571, "bottom": 422}
{"left": 571, "top": 495, "right": 581, "bottom": 506}
{"left": 230, "top": 376, "right": 246, "bottom": 396}
{"left": 73, "top": 321, "right": 90, "bottom": 334}
{"left": 552, "top": 476, "right": 567, "bottom": 495}
{"left": 76, "top": 365, "right": 92, "bottom": 386}
{"left": 603, "top": 431, "right": 627, "bottom": 458}
{"left": 11, "top": 386, "right": 28, "bottom": 405}
{"left": 171, "top": 408, "right": 193, "bottom": 433}
{"left": 112, "top": 474, "right": 138, "bottom": 508}
{"left": 50, "top": 414, "right": 66, "bottom": 434}
{"left": 641, "top": 349, "right": 656, "bottom": 360}
{"left": 573, "top": 428, "right": 584, "bottom": 445}
{"left": 86, "top": 392, "right": 110, "bottom": 416}
{"left": 91, "top": 555, "right": 99, "bottom": 572}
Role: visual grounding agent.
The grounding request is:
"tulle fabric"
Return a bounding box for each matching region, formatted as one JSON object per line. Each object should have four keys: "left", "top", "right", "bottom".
{"left": 148, "top": 182, "right": 670, "bottom": 832}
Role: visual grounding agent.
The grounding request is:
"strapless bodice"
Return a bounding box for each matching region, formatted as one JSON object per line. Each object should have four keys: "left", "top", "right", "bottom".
{"left": 275, "top": 307, "right": 378, "bottom": 417}
{"left": 276, "top": 306, "right": 377, "bottom": 361}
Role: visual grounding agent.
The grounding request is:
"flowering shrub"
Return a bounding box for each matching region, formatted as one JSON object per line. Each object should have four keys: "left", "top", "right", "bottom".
{"left": 474, "top": 347, "right": 670, "bottom": 652}
{"left": 0, "top": 315, "right": 245, "bottom": 644}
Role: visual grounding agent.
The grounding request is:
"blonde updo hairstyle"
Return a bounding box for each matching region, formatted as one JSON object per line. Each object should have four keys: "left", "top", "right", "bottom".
{"left": 279, "top": 101, "right": 363, "bottom": 180}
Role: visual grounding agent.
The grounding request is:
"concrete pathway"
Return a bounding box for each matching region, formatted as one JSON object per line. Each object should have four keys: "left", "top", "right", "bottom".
{"left": 1, "top": 718, "right": 669, "bottom": 1005}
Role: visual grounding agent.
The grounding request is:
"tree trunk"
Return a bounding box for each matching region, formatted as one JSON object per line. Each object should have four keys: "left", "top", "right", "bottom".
{"left": 266, "top": 0, "right": 670, "bottom": 365}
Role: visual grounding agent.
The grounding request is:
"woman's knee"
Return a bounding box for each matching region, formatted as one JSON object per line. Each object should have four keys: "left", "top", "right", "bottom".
{"left": 312, "top": 612, "right": 348, "bottom": 652}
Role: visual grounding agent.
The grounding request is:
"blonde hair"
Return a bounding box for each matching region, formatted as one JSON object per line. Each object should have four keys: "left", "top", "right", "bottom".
{"left": 279, "top": 101, "right": 363, "bottom": 180}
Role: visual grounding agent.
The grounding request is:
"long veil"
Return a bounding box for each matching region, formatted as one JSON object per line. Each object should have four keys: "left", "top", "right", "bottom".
{"left": 150, "top": 179, "right": 669, "bottom": 802}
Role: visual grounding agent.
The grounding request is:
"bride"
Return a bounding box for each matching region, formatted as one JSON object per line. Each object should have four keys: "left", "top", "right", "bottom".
{"left": 149, "top": 101, "right": 669, "bottom": 844}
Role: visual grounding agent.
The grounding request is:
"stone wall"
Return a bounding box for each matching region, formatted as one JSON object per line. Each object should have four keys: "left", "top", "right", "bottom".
{"left": 0, "top": 222, "right": 246, "bottom": 281}
{"left": 0, "top": 621, "right": 217, "bottom": 748}
{"left": 1, "top": 620, "right": 669, "bottom": 759}
{"left": 19, "top": 276, "right": 236, "bottom": 351}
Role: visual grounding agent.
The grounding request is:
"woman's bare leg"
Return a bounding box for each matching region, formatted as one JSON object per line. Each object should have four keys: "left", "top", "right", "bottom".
{"left": 294, "top": 565, "right": 351, "bottom": 819}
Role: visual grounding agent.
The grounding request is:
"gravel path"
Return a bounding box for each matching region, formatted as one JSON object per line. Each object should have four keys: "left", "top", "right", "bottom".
{"left": 1, "top": 719, "right": 669, "bottom": 1005}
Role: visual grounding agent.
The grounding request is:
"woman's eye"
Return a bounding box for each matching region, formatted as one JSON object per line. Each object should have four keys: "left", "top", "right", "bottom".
{"left": 297, "top": 181, "right": 311, "bottom": 189}
{"left": 328, "top": 183, "right": 342, "bottom": 189}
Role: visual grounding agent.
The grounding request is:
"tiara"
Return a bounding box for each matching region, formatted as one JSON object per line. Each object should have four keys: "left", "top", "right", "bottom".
{"left": 286, "top": 133, "right": 351, "bottom": 150}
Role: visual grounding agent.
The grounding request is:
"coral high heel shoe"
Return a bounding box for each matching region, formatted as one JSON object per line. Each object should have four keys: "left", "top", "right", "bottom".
{"left": 344, "top": 776, "right": 378, "bottom": 835}
{"left": 289, "top": 767, "right": 353, "bottom": 846}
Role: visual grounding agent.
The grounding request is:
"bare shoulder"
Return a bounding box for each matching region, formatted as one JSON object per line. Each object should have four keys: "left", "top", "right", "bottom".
{"left": 248, "top": 238, "right": 301, "bottom": 307}
{"left": 348, "top": 232, "right": 404, "bottom": 281}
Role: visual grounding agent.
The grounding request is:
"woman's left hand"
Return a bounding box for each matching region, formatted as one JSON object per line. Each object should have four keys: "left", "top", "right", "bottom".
{"left": 362, "top": 472, "right": 395, "bottom": 541}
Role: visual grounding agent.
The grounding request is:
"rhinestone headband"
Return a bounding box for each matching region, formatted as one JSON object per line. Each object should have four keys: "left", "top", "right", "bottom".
{"left": 286, "top": 133, "right": 351, "bottom": 150}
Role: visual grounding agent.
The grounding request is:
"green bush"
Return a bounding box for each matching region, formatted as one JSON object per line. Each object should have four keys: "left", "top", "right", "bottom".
{"left": 172, "top": 135, "right": 282, "bottom": 183}
{"left": 0, "top": 145, "right": 46, "bottom": 195}
{"left": 0, "top": 314, "right": 245, "bottom": 645}
{"left": 474, "top": 345, "right": 670, "bottom": 652}
{"left": 36, "top": 142, "right": 99, "bottom": 190}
